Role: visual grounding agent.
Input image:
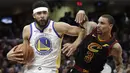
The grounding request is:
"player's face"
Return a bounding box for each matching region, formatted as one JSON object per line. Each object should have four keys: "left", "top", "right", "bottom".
{"left": 33, "top": 11, "right": 49, "bottom": 27}
{"left": 97, "top": 17, "right": 112, "bottom": 35}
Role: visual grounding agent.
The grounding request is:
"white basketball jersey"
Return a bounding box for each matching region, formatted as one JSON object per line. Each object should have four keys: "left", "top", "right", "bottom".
{"left": 29, "top": 20, "right": 62, "bottom": 69}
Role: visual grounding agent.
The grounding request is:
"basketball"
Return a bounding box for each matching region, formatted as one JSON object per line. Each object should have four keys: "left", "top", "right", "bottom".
{"left": 14, "top": 44, "right": 34, "bottom": 64}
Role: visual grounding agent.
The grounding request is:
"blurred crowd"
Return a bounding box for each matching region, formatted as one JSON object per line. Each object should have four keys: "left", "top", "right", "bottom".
{"left": 0, "top": 11, "right": 130, "bottom": 73}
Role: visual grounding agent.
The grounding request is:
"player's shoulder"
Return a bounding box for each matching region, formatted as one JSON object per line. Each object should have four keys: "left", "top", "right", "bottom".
{"left": 83, "top": 21, "right": 97, "bottom": 28}
{"left": 88, "top": 21, "right": 97, "bottom": 24}
{"left": 23, "top": 24, "right": 31, "bottom": 33}
{"left": 23, "top": 25, "right": 30, "bottom": 30}
{"left": 112, "top": 42, "right": 122, "bottom": 52}
{"left": 24, "top": 22, "right": 35, "bottom": 28}
{"left": 112, "top": 43, "right": 121, "bottom": 49}
{"left": 109, "top": 42, "right": 122, "bottom": 57}
{"left": 23, "top": 22, "right": 34, "bottom": 29}
{"left": 88, "top": 21, "right": 97, "bottom": 28}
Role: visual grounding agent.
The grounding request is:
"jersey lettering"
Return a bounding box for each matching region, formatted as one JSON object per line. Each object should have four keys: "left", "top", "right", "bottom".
{"left": 84, "top": 42, "right": 102, "bottom": 63}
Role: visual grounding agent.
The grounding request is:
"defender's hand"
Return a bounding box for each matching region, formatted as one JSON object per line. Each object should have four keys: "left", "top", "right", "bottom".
{"left": 75, "top": 10, "right": 87, "bottom": 24}
{"left": 62, "top": 43, "right": 77, "bottom": 57}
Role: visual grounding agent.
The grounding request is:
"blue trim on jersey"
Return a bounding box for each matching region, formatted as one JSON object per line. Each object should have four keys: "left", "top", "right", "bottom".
{"left": 52, "top": 21, "right": 61, "bottom": 38}
{"left": 34, "top": 22, "right": 42, "bottom": 32}
{"left": 29, "top": 24, "right": 32, "bottom": 40}
{"left": 45, "top": 20, "right": 50, "bottom": 30}
{"left": 34, "top": 20, "right": 51, "bottom": 33}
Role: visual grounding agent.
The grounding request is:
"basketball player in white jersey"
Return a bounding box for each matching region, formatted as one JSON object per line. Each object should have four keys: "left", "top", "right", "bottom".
{"left": 7, "top": 1, "right": 85, "bottom": 73}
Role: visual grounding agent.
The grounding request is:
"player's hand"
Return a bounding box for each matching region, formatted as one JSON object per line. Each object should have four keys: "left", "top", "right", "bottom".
{"left": 75, "top": 10, "right": 87, "bottom": 24}
{"left": 62, "top": 43, "right": 77, "bottom": 57}
{"left": 7, "top": 45, "right": 25, "bottom": 64}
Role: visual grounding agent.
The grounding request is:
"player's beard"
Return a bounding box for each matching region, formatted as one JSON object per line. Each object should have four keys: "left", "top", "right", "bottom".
{"left": 35, "top": 18, "right": 49, "bottom": 29}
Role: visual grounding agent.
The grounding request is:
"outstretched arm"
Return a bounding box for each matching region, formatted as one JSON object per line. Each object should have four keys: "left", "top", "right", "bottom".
{"left": 110, "top": 43, "right": 124, "bottom": 73}
{"left": 61, "top": 10, "right": 97, "bottom": 56}
{"left": 63, "top": 25, "right": 85, "bottom": 56}
{"left": 55, "top": 22, "right": 85, "bottom": 56}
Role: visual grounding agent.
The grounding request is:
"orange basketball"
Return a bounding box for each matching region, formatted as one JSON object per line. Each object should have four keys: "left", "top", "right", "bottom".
{"left": 14, "top": 44, "right": 34, "bottom": 64}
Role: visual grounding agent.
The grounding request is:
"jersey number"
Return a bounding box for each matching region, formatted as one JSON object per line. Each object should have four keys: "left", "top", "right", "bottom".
{"left": 84, "top": 51, "right": 94, "bottom": 63}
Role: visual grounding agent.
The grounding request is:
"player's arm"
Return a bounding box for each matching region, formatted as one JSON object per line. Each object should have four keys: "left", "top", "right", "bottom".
{"left": 110, "top": 43, "right": 124, "bottom": 73}
{"left": 6, "top": 25, "right": 30, "bottom": 64}
{"left": 22, "top": 25, "right": 33, "bottom": 65}
{"left": 75, "top": 10, "right": 88, "bottom": 24}
{"left": 55, "top": 22, "right": 85, "bottom": 43}
{"left": 55, "top": 22, "right": 85, "bottom": 56}
{"left": 75, "top": 10, "right": 97, "bottom": 35}
{"left": 82, "top": 21, "right": 97, "bottom": 35}
{"left": 22, "top": 25, "right": 30, "bottom": 45}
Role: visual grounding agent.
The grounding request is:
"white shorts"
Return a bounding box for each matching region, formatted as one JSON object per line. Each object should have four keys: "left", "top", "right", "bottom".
{"left": 24, "top": 66, "right": 58, "bottom": 73}
{"left": 101, "top": 63, "right": 112, "bottom": 73}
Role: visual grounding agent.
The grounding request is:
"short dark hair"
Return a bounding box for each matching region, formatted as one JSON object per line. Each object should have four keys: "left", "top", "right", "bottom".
{"left": 101, "top": 14, "right": 115, "bottom": 25}
{"left": 32, "top": 0, "right": 49, "bottom": 10}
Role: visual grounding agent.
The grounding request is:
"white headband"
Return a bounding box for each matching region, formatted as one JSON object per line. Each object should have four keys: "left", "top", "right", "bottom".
{"left": 33, "top": 7, "right": 48, "bottom": 14}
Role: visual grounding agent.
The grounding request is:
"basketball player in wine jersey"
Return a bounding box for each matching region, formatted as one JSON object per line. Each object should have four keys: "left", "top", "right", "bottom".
{"left": 62, "top": 10, "right": 123, "bottom": 73}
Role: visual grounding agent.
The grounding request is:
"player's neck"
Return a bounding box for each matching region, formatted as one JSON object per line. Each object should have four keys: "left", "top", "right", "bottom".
{"left": 35, "top": 24, "right": 43, "bottom": 30}
{"left": 36, "top": 24, "right": 44, "bottom": 31}
{"left": 35, "top": 20, "right": 49, "bottom": 31}
{"left": 98, "top": 33, "right": 112, "bottom": 41}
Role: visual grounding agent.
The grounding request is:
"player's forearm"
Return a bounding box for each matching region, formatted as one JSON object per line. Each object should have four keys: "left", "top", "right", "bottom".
{"left": 73, "top": 28, "right": 85, "bottom": 46}
{"left": 116, "top": 64, "right": 124, "bottom": 73}
{"left": 23, "top": 38, "right": 30, "bottom": 45}
{"left": 115, "top": 58, "right": 124, "bottom": 73}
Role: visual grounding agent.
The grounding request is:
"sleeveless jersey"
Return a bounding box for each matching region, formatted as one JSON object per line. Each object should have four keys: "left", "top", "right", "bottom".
{"left": 29, "top": 20, "right": 62, "bottom": 69}
{"left": 74, "top": 28, "right": 118, "bottom": 72}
